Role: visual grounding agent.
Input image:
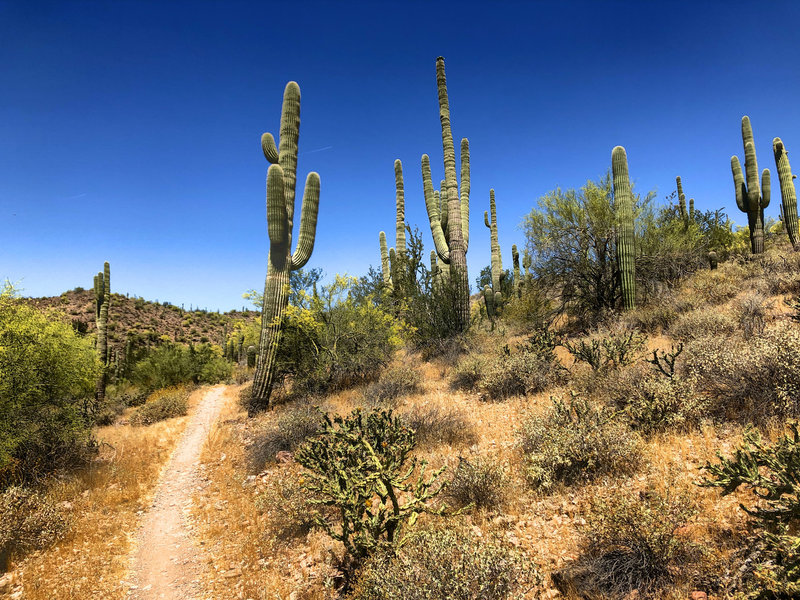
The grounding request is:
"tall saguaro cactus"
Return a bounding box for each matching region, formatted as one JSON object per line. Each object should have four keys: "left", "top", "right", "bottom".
{"left": 94, "top": 261, "right": 110, "bottom": 401}
{"left": 612, "top": 147, "right": 636, "bottom": 311}
{"left": 773, "top": 137, "right": 800, "bottom": 251}
{"left": 732, "top": 116, "right": 771, "bottom": 254}
{"left": 511, "top": 244, "right": 522, "bottom": 298}
{"left": 422, "top": 56, "right": 471, "bottom": 331}
{"left": 675, "top": 176, "right": 695, "bottom": 226}
{"left": 378, "top": 159, "right": 409, "bottom": 292}
{"left": 250, "top": 81, "right": 321, "bottom": 414}
{"left": 484, "top": 189, "right": 503, "bottom": 301}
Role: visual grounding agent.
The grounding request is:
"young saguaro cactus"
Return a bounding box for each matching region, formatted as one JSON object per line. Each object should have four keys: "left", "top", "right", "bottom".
{"left": 512, "top": 244, "right": 522, "bottom": 298}
{"left": 612, "top": 147, "right": 636, "bottom": 311}
{"left": 732, "top": 116, "right": 771, "bottom": 254}
{"left": 773, "top": 137, "right": 800, "bottom": 251}
{"left": 250, "top": 81, "right": 321, "bottom": 414}
{"left": 94, "top": 262, "right": 111, "bottom": 401}
{"left": 379, "top": 231, "right": 392, "bottom": 289}
{"left": 484, "top": 189, "right": 504, "bottom": 302}
{"left": 422, "top": 56, "right": 471, "bottom": 331}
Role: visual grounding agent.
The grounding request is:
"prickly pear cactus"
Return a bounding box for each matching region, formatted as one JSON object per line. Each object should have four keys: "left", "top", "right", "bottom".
{"left": 251, "top": 81, "right": 321, "bottom": 415}
{"left": 732, "top": 116, "right": 770, "bottom": 254}
{"left": 612, "top": 147, "right": 636, "bottom": 311}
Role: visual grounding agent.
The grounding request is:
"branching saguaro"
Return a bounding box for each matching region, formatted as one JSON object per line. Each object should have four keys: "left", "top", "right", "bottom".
{"left": 611, "top": 147, "right": 635, "bottom": 311}
{"left": 422, "top": 56, "right": 471, "bottom": 331}
{"left": 773, "top": 137, "right": 800, "bottom": 251}
{"left": 378, "top": 159, "right": 408, "bottom": 292}
{"left": 250, "top": 81, "right": 321, "bottom": 415}
{"left": 94, "top": 261, "right": 110, "bottom": 401}
{"left": 732, "top": 116, "right": 770, "bottom": 254}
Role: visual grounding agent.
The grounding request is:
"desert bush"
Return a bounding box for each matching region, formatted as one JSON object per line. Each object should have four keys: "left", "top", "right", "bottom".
{"left": 0, "top": 286, "right": 98, "bottom": 486}
{"left": 564, "top": 328, "right": 647, "bottom": 372}
{"left": 350, "top": 526, "right": 539, "bottom": 600}
{"left": 296, "top": 409, "right": 447, "bottom": 585}
{"left": 685, "top": 323, "right": 800, "bottom": 420}
{"left": 247, "top": 400, "right": 325, "bottom": 472}
{"left": 402, "top": 405, "right": 477, "bottom": 448}
{"left": 555, "top": 487, "right": 699, "bottom": 599}
{"left": 669, "top": 306, "right": 738, "bottom": 341}
{"left": 701, "top": 424, "right": 800, "bottom": 598}
{"left": 255, "top": 466, "right": 319, "bottom": 542}
{"left": 622, "top": 298, "right": 680, "bottom": 333}
{"left": 478, "top": 348, "right": 564, "bottom": 400}
{"left": 359, "top": 365, "right": 421, "bottom": 408}
{"left": 444, "top": 457, "right": 507, "bottom": 510}
{"left": 129, "top": 385, "right": 190, "bottom": 426}
{"left": 682, "top": 267, "right": 742, "bottom": 305}
{"left": 736, "top": 291, "right": 774, "bottom": 339}
{"left": 518, "top": 394, "right": 642, "bottom": 491}
{"left": 450, "top": 354, "right": 488, "bottom": 390}
{"left": 0, "top": 486, "right": 70, "bottom": 570}
{"left": 130, "top": 342, "right": 231, "bottom": 391}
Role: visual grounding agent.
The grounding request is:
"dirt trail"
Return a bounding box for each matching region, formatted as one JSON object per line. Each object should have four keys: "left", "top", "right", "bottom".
{"left": 127, "top": 385, "right": 227, "bottom": 600}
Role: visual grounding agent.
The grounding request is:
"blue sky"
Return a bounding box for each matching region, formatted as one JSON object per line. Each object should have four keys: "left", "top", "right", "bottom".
{"left": 2, "top": 1, "right": 799, "bottom": 310}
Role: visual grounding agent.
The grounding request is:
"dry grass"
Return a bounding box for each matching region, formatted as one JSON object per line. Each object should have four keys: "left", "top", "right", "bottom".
{"left": 14, "top": 389, "right": 204, "bottom": 599}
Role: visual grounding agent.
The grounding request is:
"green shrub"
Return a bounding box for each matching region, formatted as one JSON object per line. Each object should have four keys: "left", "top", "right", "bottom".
{"left": 685, "top": 324, "right": 800, "bottom": 420}
{"left": 701, "top": 424, "right": 800, "bottom": 598}
{"left": 246, "top": 400, "right": 325, "bottom": 472}
{"left": 350, "top": 526, "right": 539, "bottom": 600}
{"left": 555, "top": 487, "right": 699, "bottom": 599}
{"left": 359, "top": 365, "right": 421, "bottom": 408}
{"left": 401, "top": 405, "right": 477, "bottom": 448}
{"left": 130, "top": 342, "right": 231, "bottom": 391}
{"left": 0, "top": 486, "right": 70, "bottom": 570}
{"left": 518, "top": 394, "right": 642, "bottom": 491}
{"left": 444, "top": 457, "right": 507, "bottom": 510}
{"left": 129, "top": 386, "right": 190, "bottom": 426}
{"left": 0, "top": 286, "right": 98, "bottom": 485}
{"left": 735, "top": 291, "right": 774, "bottom": 339}
{"left": 296, "top": 409, "right": 447, "bottom": 582}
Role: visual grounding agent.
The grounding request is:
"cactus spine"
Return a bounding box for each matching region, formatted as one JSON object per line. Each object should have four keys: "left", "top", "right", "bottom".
{"left": 484, "top": 189, "right": 504, "bottom": 302}
{"left": 250, "top": 81, "right": 321, "bottom": 414}
{"left": 773, "top": 137, "right": 800, "bottom": 251}
{"left": 422, "top": 57, "right": 471, "bottom": 331}
{"left": 612, "top": 147, "right": 636, "bottom": 311}
{"left": 94, "top": 262, "right": 110, "bottom": 401}
{"left": 732, "top": 116, "right": 771, "bottom": 254}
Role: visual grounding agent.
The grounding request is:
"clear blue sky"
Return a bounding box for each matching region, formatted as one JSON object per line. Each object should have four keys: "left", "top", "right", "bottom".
{"left": 2, "top": 1, "right": 799, "bottom": 310}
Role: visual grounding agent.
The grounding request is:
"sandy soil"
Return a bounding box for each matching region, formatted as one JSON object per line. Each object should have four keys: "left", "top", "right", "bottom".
{"left": 126, "top": 385, "right": 227, "bottom": 600}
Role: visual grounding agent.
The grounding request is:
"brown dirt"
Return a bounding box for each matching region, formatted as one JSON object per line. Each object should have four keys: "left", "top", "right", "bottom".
{"left": 126, "top": 385, "right": 228, "bottom": 600}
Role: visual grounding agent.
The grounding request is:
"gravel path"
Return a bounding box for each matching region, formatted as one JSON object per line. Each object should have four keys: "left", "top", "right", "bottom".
{"left": 127, "top": 385, "right": 227, "bottom": 600}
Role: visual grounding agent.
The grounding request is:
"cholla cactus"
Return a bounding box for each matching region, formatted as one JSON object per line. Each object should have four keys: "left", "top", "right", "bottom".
{"left": 732, "top": 116, "right": 770, "bottom": 254}
{"left": 94, "top": 262, "right": 110, "bottom": 401}
{"left": 612, "top": 146, "right": 636, "bottom": 311}
{"left": 483, "top": 189, "right": 504, "bottom": 303}
{"left": 422, "top": 57, "right": 471, "bottom": 332}
{"left": 773, "top": 137, "right": 800, "bottom": 251}
{"left": 251, "top": 81, "right": 321, "bottom": 414}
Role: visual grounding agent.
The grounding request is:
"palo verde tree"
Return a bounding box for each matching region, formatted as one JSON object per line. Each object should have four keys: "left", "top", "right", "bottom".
{"left": 422, "top": 56, "right": 471, "bottom": 332}
{"left": 250, "top": 81, "right": 321, "bottom": 415}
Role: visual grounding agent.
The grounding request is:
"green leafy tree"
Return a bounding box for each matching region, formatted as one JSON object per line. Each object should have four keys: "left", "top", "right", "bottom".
{"left": 0, "top": 284, "right": 98, "bottom": 485}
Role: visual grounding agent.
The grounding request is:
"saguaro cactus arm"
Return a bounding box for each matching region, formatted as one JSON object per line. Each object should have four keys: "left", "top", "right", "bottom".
{"left": 290, "top": 172, "right": 321, "bottom": 269}
{"left": 379, "top": 231, "right": 392, "bottom": 286}
{"left": 422, "top": 154, "right": 450, "bottom": 263}
{"left": 460, "top": 138, "right": 470, "bottom": 250}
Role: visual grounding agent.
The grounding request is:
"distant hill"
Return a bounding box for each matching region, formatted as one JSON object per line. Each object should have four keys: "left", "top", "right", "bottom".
{"left": 28, "top": 289, "right": 259, "bottom": 357}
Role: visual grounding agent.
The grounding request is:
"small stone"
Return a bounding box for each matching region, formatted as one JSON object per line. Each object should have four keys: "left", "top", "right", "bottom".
{"left": 276, "top": 451, "right": 293, "bottom": 464}
{"left": 689, "top": 593, "right": 707, "bottom": 600}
